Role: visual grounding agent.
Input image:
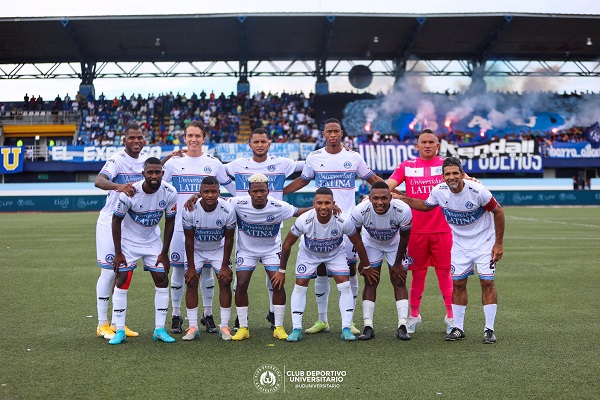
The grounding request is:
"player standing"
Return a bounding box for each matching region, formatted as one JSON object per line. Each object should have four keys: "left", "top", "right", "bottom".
{"left": 273, "top": 187, "right": 377, "bottom": 342}
{"left": 229, "top": 174, "right": 311, "bottom": 341}
{"left": 350, "top": 181, "right": 413, "bottom": 340}
{"left": 94, "top": 123, "right": 146, "bottom": 340}
{"left": 109, "top": 157, "right": 178, "bottom": 345}
{"left": 162, "top": 121, "right": 235, "bottom": 334}
{"left": 225, "top": 127, "right": 304, "bottom": 329}
{"left": 386, "top": 129, "right": 454, "bottom": 335}
{"left": 398, "top": 157, "right": 505, "bottom": 344}
{"left": 181, "top": 176, "right": 236, "bottom": 341}
{"left": 284, "top": 118, "right": 383, "bottom": 335}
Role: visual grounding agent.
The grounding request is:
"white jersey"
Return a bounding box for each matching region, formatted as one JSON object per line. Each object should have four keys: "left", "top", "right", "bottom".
{"left": 162, "top": 153, "right": 234, "bottom": 231}
{"left": 114, "top": 180, "right": 178, "bottom": 244}
{"left": 291, "top": 210, "right": 356, "bottom": 258}
{"left": 231, "top": 196, "right": 297, "bottom": 254}
{"left": 426, "top": 180, "right": 499, "bottom": 250}
{"left": 97, "top": 151, "right": 148, "bottom": 226}
{"left": 182, "top": 197, "right": 236, "bottom": 251}
{"left": 301, "top": 148, "right": 374, "bottom": 211}
{"left": 351, "top": 199, "right": 413, "bottom": 251}
{"left": 226, "top": 156, "right": 301, "bottom": 200}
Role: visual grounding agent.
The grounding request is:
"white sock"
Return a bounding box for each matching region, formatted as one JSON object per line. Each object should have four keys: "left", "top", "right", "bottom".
{"left": 112, "top": 287, "right": 128, "bottom": 330}
{"left": 155, "top": 287, "right": 169, "bottom": 329}
{"left": 266, "top": 274, "right": 274, "bottom": 313}
{"left": 452, "top": 304, "right": 467, "bottom": 330}
{"left": 396, "top": 299, "right": 409, "bottom": 327}
{"left": 220, "top": 307, "right": 231, "bottom": 328}
{"left": 200, "top": 267, "right": 214, "bottom": 317}
{"left": 273, "top": 304, "right": 285, "bottom": 327}
{"left": 96, "top": 269, "right": 115, "bottom": 326}
{"left": 363, "top": 300, "right": 375, "bottom": 328}
{"left": 237, "top": 306, "right": 249, "bottom": 328}
{"left": 337, "top": 281, "right": 353, "bottom": 329}
{"left": 483, "top": 304, "right": 497, "bottom": 331}
{"left": 291, "top": 284, "right": 308, "bottom": 329}
{"left": 187, "top": 307, "right": 198, "bottom": 329}
{"left": 314, "top": 276, "right": 330, "bottom": 323}
{"left": 170, "top": 267, "right": 184, "bottom": 317}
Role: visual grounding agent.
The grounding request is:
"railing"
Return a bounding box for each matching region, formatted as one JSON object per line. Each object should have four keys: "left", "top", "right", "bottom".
{"left": 1, "top": 111, "right": 80, "bottom": 125}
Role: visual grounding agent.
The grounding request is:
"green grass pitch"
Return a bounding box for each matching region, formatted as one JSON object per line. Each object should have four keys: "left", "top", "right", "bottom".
{"left": 1, "top": 207, "right": 599, "bottom": 399}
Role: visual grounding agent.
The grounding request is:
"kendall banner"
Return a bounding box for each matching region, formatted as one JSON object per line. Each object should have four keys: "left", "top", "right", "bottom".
{"left": 357, "top": 140, "right": 543, "bottom": 174}
{"left": 439, "top": 139, "right": 542, "bottom": 173}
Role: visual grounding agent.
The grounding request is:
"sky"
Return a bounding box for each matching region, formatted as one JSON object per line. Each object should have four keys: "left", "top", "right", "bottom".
{"left": 1, "top": 0, "right": 599, "bottom": 101}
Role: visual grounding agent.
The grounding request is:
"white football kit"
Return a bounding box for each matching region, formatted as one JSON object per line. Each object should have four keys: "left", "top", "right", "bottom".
{"left": 230, "top": 196, "right": 297, "bottom": 272}
{"left": 182, "top": 198, "right": 236, "bottom": 274}
{"left": 162, "top": 153, "right": 235, "bottom": 267}
{"left": 113, "top": 180, "right": 178, "bottom": 272}
{"left": 351, "top": 199, "right": 412, "bottom": 268}
{"left": 96, "top": 151, "right": 148, "bottom": 269}
{"left": 226, "top": 156, "right": 302, "bottom": 200}
{"left": 290, "top": 210, "right": 357, "bottom": 279}
{"left": 425, "top": 180, "right": 500, "bottom": 280}
{"left": 300, "top": 148, "right": 374, "bottom": 263}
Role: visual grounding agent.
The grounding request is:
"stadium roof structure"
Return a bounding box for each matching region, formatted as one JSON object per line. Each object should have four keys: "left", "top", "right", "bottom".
{"left": 0, "top": 13, "right": 599, "bottom": 81}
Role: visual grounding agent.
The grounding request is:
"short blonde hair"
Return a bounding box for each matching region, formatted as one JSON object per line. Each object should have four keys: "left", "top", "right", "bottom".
{"left": 248, "top": 173, "right": 269, "bottom": 184}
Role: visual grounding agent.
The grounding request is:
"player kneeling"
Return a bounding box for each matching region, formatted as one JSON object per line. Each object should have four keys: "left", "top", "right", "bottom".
{"left": 351, "top": 181, "right": 413, "bottom": 340}
{"left": 109, "top": 157, "right": 177, "bottom": 345}
{"left": 182, "top": 177, "right": 236, "bottom": 341}
{"left": 273, "top": 187, "right": 377, "bottom": 342}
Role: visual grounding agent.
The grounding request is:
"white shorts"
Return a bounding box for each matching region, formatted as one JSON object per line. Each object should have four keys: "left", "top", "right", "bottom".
{"left": 191, "top": 247, "right": 228, "bottom": 274}
{"left": 365, "top": 244, "right": 404, "bottom": 269}
{"left": 96, "top": 223, "right": 115, "bottom": 270}
{"left": 451, "top": 241, "right": 496, "bottom": 281}
{"left": 117, "top": 238, "right": 166, "bottom": 273}
{"left": 294, "top": 247, "right": 349, "bottom": 279}
{"left": 169, "top": 230, "right": 186, "bottom": 268}
{"left": 235, "top": 249, "right": 280, "bottom": 273}
{"left": 344, "top": 235, "right": 357, "bottom": 264}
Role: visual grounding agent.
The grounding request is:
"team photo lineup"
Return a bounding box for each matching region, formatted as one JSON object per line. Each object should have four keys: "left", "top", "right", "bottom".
{"left": 95, "top": 117, "right": 505, "bottom": 345}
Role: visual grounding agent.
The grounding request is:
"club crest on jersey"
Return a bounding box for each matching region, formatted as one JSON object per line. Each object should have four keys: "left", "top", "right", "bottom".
{"left": 331, "top": 229, "right": 339, "bottom": 237}
{"left": 266, "top": 215, "right": 275, "bottom": 222}
{"left": 390, "top": 219, "right": 398, "bottom": 227}
{"left": 297, "top": 264, "right": 307, "bottom": 274}
{"left": 343, "top": 161, "right": 352, "bottom": 169}
{"left": 465, "top": 201, "right": 474, "bottom": 209}
{"left": 105, "top": 254, "right": 114, "bottom": 263}
{"left": 204, "top": 166, "right": 212, "bottom": 173}
{"left": 267, "top": 165, "right": 276, "bottom": 172}
{"left": 159, "top": 200, "right": 166, "bottom": 208}
{"left": 171, "top": 252, "right": 181, "bottom": 262}
{"left": 236, "top": 257, "right": 244, "bottom": 265}
{"left": 216, "top": 219, "right": 223, "bottom": 227}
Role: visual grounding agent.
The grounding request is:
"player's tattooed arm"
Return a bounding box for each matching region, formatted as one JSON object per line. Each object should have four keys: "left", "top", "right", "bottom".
{"left": 491, "top": 205, "right": 505, "bottom": 262}
{"left": 158, "top": 215, "right": 175, "bottom": 275}
{"left": 272, "top": 231, "right": 298, "bottom": 289}
{"left": 390, "top": 228, "right": 411, "bottom": 282}
{"left": 184, "top": 228, "right": 199, "bottom": 284}
{"left": 111, "top": 214, "right": 126, "bottom": 272}
{"left": 217, "top": 228, "right": 235, "bottom": 283}
{"left": 348, "top": 231, "right": 379, "bottom": 284}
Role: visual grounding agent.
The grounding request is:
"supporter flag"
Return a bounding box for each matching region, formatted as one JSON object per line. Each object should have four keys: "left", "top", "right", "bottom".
{"left": 1, "top": 147, "right": 25, "bottom": 174}
{"left": 585, "top": 122, "right": 600, "bottom": 148}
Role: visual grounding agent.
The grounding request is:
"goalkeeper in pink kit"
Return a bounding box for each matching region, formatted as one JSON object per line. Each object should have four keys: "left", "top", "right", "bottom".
{"left": 386, "top": 129, "right": 454, "bottom": 335}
